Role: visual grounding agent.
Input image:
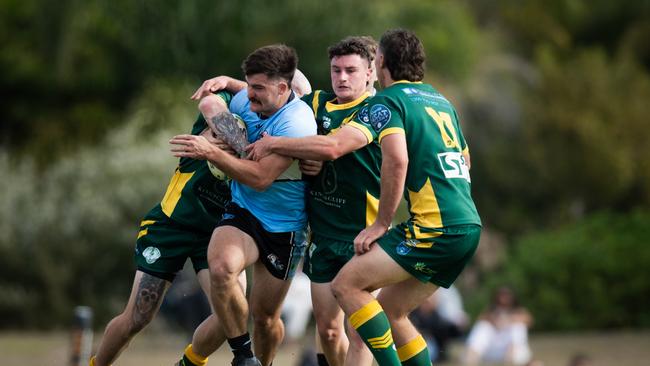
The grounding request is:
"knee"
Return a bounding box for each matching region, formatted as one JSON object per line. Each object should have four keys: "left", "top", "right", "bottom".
{"left": 252, "top": 311, "right": 279, "bottom": 332}
{"left": 208, "top": 258, "right": 239, "bottom": 286}
{"left": 124, "top": 310, "right": 154, "bottom": 335}
{"left": 316, "top": 321, "right": 345, "bottom": 344}
{"left": 330, "top": 275, "right": 351, "bottom": 302}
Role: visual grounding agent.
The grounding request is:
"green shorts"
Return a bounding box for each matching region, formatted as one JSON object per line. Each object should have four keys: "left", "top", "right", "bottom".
{"left": 377, "top": 223, "right": 481, "bottom": 288}
{"left": 303, "top": 232, "right": 355, "bottom": 283}
{"left": 134, "top": 205, "right": 214, "bottom": 281}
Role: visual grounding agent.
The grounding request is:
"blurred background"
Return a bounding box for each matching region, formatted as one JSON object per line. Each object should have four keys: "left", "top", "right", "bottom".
{"left": 1, "top": 0, "right": 649, "bottom": 365}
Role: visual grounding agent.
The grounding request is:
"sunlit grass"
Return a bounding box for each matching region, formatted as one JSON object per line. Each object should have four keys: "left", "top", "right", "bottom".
{"left": 1, "top": 323, "right": 648, "bottom": 366}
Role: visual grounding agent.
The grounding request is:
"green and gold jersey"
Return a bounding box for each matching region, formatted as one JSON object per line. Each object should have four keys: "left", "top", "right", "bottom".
{"left": 367, "top": 81, "right": 481, "bottom": 237}
{"left": 154, "top": 92, "right": 233, "bottom": 232}
{"left": 301, "top": 90, "right": 382, "bottom": 241}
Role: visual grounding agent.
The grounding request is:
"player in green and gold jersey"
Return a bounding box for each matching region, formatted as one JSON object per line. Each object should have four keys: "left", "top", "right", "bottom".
{"left": 245, "top": 36, "right": 379, "bottom": 366}
{"left": 331, "top": 29, "right": 482, "bottom": 366}
{"left": 90, "top": 91, "right": 247, "bottom": 366}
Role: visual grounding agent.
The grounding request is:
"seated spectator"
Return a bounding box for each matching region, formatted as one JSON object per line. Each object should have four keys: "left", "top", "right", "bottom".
{"left": 464, "top": 286, "right": 533, "bottom": 365}
{"left": 411, "top": 285, "right": 469, "bottom": 362}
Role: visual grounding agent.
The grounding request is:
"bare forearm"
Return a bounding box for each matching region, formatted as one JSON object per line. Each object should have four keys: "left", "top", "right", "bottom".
{"left": 207, "top": 148, "right": 270, "bottom": 190}
{"left": 376, "top": 159, "right": 407, "bottom": 227}
{"left": 270, "top": 135, "right": 342, "bottom": 161}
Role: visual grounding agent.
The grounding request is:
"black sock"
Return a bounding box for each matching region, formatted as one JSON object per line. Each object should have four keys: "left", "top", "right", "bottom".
{"left": 316, "top": 353, "right": 329, "bottom": 366}
{"left": 227, "top": 333, "right": 254, "bottom": 358}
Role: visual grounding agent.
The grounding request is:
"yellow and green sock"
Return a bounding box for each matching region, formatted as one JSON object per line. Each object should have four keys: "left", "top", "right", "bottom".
{"left": 179, "top": 344, "right": 208, "bottom": 366}
{"left": 349, "top": 300, "right": 401, "bottom": 366}
{"left": 397, "top": 335, "right": 431, "bottom": 366}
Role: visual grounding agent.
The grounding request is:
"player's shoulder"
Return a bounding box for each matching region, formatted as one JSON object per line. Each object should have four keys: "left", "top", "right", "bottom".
{"left": 286, "top": 97, "right": 316, "bottom": 118}
{"left": 272, "top": 98, "right": 316, "bottom": 136}
{"left": 301, "top": 90, "right": 334, "bottom": 108}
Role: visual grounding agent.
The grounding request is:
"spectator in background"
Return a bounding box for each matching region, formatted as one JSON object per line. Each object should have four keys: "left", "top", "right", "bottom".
{"left": 410, "top": 285, "right": 469, "bottom": 362}
{"left": 464, "top": 286, "right": 533, "bottom": 365}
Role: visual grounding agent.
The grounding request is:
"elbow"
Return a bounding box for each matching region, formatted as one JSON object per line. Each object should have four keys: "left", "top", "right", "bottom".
{"left": 322, "top": 147, "right": 341, "bottom": 161}
{"left": 389, "top": 156, "right": 409, "bottom": 178}
{"left": 249, "top": 176, "right": 274, "bottom": 192}
{"left": 198, "top": 95, "right": 227, "bottom": 117}
{"left": 322, "top": 143, "right": 349, "bottom": 161}
{"left": 395, "top": 155, "right": 409, "bottom": 171}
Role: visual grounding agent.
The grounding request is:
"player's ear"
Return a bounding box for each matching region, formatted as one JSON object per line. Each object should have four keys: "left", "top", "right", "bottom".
{"left": 278, "top": 80, "right": 289, "bottom": 94}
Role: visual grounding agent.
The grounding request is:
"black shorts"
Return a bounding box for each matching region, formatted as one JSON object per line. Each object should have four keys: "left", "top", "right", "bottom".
{"left": 216, "top": 202, "right": 307, "bottom": 280}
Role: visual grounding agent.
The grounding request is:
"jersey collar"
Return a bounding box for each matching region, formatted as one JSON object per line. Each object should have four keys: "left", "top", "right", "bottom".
{"left": 391, "top": 80, "right": 423, "bottom": 86}
{"left": 325, "top": 91, "right": 370, "bottom": 112}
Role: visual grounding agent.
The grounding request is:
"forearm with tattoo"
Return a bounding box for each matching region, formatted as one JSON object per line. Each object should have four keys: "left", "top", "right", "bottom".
{"left": 209, "top": 112, "right": 248, "bottom": 158}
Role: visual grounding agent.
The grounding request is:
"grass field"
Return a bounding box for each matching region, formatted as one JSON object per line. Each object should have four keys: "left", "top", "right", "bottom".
{"left": 1, "top": 325, "right": 648, "bottom": 366}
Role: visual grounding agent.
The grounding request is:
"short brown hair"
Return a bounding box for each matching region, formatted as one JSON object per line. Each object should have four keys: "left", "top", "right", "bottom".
{"left": 242, "top": 44, "right": 298, "bottom": 83}
{"left": 379, "top": 29, "right": 425, "bottom": 81}
{"left": 327, "top": 36, "right": 377, "bottom": 66}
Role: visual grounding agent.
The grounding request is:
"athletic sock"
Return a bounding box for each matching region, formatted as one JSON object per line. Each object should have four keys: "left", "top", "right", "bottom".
{"left": 180, "top": 344, "right": 208, "bottom": 366}
{"left": 397, "top": 335, "right": 431, "bottom": 366}
{"left": 349, "top": 300, "right": 401, "bottom": 366}
{"left": 227, "top": 332, "right": 254, "bottom": 358}
{"left": 316, "top": 353, "right": 329, "bottom": 366}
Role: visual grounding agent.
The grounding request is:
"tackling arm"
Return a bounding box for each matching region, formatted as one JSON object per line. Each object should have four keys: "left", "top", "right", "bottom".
{"left": 191, "top": 76, "right": 247, "bottom": 100}
{"left": 170, "top": 134, "right": 293, "bottom": 192}
{"left": 191, "top": 69, "right": 311, "bottom": 100}
{"left": 246, "top": 125, "right": 368, "bottom": 161}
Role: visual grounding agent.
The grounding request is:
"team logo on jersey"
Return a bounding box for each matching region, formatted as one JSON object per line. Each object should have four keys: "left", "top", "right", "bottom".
{"left": 322, "top": 115, "right": 332, "bottom": 130}
{"left": 222, "top": 213, "right": 235, "bottom": 220}
{"left": 396, "top": 241, "right": 413, "bottom": 255}
{"left": 357, "top": 106, "right": 371, "bottom": 125}
{"left": 142, "top": 246, "right": 161, "bottom": 264}
{"left": 369, "top": 104, "right": 391, "bottom": 131}
{"left": 320, "top": 161, "right": 338, "bottom": 194}
{"left": 267, "top": 253, "right": 285, "bottom": 271}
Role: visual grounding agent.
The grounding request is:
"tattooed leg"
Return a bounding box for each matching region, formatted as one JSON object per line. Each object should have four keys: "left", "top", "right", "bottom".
{"left": 133, "top": 273, "right": 168, "bottom": 327}
{"left": 93, "top": 271, "right": 171, "bottom": 366}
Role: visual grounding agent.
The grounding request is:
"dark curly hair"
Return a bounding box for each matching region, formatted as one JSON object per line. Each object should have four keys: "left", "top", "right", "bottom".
{"left": 379, "top": 29, "right": 425, "bottom": 81}
{"left": 242, "top": 44, "right": 297, "bottom": 83}
{"left": 328, "top": 36, "right": 377, "bottom": 66}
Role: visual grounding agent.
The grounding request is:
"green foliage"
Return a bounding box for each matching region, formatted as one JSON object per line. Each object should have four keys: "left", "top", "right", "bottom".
{"left": 0, "top": 0, "right": 480, "bottom": 162}
{"left": 464, "top": 2, "right": 650, "bottom": 233}
{"left": 471, "top": 211, "right": 650, "bottom": 330}
{"left": 0, "top": 82, "right": 196, "bottom": 328}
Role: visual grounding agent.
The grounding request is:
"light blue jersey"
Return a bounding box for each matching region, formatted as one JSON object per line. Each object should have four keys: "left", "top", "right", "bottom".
{"left": 229, "top": 89, "right": 317, "bottom": 232}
